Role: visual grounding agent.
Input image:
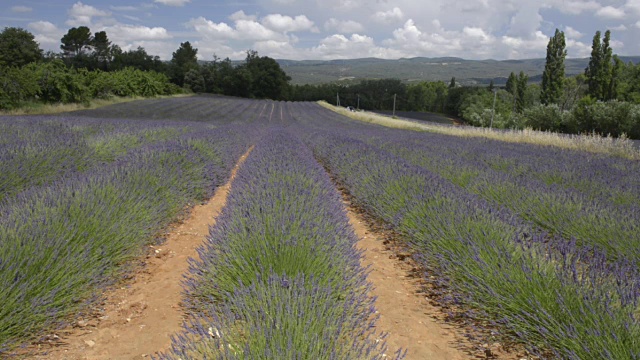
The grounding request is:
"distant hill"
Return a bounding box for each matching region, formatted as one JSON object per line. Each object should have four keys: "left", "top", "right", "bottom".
{"left": 275, "top": 56, "right": 640, "bottom": 86}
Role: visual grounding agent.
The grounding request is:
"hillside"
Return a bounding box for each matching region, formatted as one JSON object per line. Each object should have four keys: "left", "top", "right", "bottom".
{"left": 276, "top": 56, "right": 640, "bottom": 85}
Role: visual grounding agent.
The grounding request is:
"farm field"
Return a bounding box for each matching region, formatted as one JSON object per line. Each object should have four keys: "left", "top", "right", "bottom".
{"left": 1, "top": 95, "right": 639, "bottom": 359}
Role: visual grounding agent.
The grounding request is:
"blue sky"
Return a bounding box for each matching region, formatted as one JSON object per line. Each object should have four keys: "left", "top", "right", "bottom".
{"left": 1, "top": 0, "right": 638, "bottom": 60}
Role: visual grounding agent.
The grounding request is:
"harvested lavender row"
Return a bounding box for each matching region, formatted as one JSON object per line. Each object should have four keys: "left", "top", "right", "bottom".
{"left": 300, "top": 127, "right": 640, "bottom": 359}
{"left": 72, "top": 95, "right": 270, "bottom": 124}
{"left": 0, "top": 124, "right": 254, "bottom": 353}
{"left": 159, "top": 129, "right": 395, "bottom": 359}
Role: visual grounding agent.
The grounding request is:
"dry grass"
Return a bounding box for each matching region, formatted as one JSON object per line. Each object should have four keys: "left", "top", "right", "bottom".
{"left": 318, "top": 101, "right": 640, "bottom": 160}
{"left": 0, "top": 94, "right": 192, "bottom": 116}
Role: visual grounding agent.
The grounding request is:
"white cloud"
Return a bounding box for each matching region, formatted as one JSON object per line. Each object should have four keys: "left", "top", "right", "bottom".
{"left": 324, "top": 18, "right": 364, "bottom": 33}
{"left": 636, "top": 20, "right": 640, "bottom": 28}
{"left": 66, "top": 2, "right": 111, "bottom": 26}
{"left": 595, "top": 6, "right": 626, "bottom": 19}
{"left": 372, "top": 7, "right": 404, "bottom": 24}
{"left": 625, "top": 0, "right": 640, "bottom": 14}
{"left": 545, "top": 0, "right": 601, "bottom": 15}
{"left": 611, "top": 24, "right": 628, "bottom": 31}
{"left": 11, "top": 6, "right": 32, "bottom": 12}
{"left": 110, "top": 5, "right": 138, "bottom": 11}
{"left": 187, "top": 16, "right": 287, "bottom": 42}
{"left": 261, "top": 14, "right": 316, "bottom": 32}
{"left": 28, "top": 21, "right": 63, "bottom": 48}
{"left": 187, "top": 17, "right": 236, "bottom": 40}
{"left": 122, "top": 15, "right": 142, "bottom": 22}
{"left": 229, "top": 10, "right": 257, "bottom": 22}
{"left": 565, "top": 38, "right": 591, "bottom": 58}
{"left": 28, "top": 21, "right": 59, "bottom": 34}
{"left": 103, "top": 25, "right": 172, "bottom": 41}
{"left": 564, "top": 26, "right": 583, "bottom": 39}
{"left": 154, "top": 0, "right": 191, "bottom": 6}
{"left": 309, "top": 33, "right": 401, "bottom": 59}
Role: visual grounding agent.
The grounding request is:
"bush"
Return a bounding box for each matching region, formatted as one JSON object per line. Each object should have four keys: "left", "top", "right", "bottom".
{"left": 571, "top": 100, "right": 640, "bottom": 138}
{"left": 522, "top": 104, "right": 572, "bottom": 132}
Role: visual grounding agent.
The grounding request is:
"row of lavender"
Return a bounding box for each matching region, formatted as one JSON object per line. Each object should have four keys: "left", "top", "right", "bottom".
{"left": 367, "top": 131, "right": 640, "bottom": 263}
{"left": 73, "top": 95, "right": 272, "bottom": 124}
{"left": 294, "top": 102, "right": 640, "bottom": 263}
{"left": 0, "top": 114, "right": 257, "bottom": 352}
{"left": 291, "top": 104, "right": 640, "bottom": 359}
{"left": 158, "top": 129, "right": 398, "bottom": 359}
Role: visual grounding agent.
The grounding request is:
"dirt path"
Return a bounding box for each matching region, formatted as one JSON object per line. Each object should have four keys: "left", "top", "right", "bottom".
{"left": 30, "top": 148, "right": 253, "bottom": 360}
{"left": 346, "top": 207, "right": 472, "bottom": 359}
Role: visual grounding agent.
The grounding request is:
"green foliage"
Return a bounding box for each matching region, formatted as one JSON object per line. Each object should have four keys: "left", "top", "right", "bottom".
{"left": 541, "top": 29, "right": 567, "bottom": 105}
{"left": 244, "top": 51, "right": 291, "bottom": 100}
{"left": 571, "top": 100, "right": 640, "bottom": 138}
{"left": 60, "top": 26, "right": 93, "bottom": 58}
{"left": 0, "top": 27, "right": 43, "bottom": 67}
{"left": 169, "top": 41, "right": 198, "bottom": 87}
{"left": 515, "top": 71, "right": 529, "bottom": 113}
{"left": 406, "top": 81, "right": 447, "bottom": 112}
{"left": 460, "top": 89, "right": 519, "bottom": 129}
{"left": 0, "top": 61, "right": 180, "bottom": 110}
{"left": 506, "top": 72, "right": 517, "bottom": 94}
{"left": 110, "top": 46, "right": 166, "bottom": 73}
{"left": 585, "top": 30, "right": 615, "bottom": 101}
{"left": 0, "top": 66, "right": 39, "bottom": 109}
{"left": 183, "top": 68, "right": 205, "bottom": 93}
{"left": 522, "top": 104, "right": 571, "bottom": 132}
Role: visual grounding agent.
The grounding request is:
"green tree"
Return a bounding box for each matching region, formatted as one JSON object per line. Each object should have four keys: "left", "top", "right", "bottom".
{"left": 607, "top": 55, "right": 624, "bottom": 101}
{"left": 516, "top": 71, "right": 529, "bottom": 113}
{"left": 184, "top": 68, "right": 205, "bottom": 93}
{"left": 505, "top": 72, "right": 517, "bottom": 95}
{"left": 92, "top": 31, "right": 112, "bottom": 70}
{"left": 0, "top": 27, "right": 43, "bottom": 67}
{"left": 244, "top": 50, "right": 291, "bottom": 99}
{"left": 60, "top": 26, "right": 94, "bottom": 57}
{"left": 169, "top": 41, "right": 199, "bottom": 87}
{"left": 449, "top": 77, "right": 456, "bottom": 88}
{"left": 585, "top": 30, "right": 614, "bottom": 101}
{"left": 601, "top": 30, "right": 613, "bottom": 99}
{"left": 541, "top": 29, "right": 566, "bottom": 106}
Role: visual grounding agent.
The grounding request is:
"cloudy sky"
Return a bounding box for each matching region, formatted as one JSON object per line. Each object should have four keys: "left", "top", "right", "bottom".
{"left": 1, "top": 0, "right": 638, "bottom": 61}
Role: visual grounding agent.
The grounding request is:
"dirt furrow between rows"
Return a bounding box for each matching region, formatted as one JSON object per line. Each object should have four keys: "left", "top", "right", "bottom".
{"left": 30, "top": 147, "right": 253, "bottom": 360}
{"left": 345, "top": 206, "right": 472, "bottom": 360}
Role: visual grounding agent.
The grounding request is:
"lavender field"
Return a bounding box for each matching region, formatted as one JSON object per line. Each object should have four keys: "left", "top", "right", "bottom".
{"left": 1, "top": 95, "right": 639, "bottom": 359}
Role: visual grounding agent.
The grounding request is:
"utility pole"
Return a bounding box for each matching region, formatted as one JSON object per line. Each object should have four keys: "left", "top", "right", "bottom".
{"left": 490, "top": 88, "right": 497, "bottom": 129}
{"left": 337, "top": 93, "right": 340, "bottom": 107}
{"left": 393, "top": 94, "right": 397, "bottom": 117}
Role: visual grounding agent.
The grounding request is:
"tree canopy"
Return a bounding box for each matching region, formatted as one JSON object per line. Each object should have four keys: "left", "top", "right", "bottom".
{"left": 60, "top": 26, "right": 93, "bottom": 57}
{"left": 541, "top": 29, "right": 567, "bottom": 106}
{"left": 0, "top": 27, "right": 43, "bottom": 67}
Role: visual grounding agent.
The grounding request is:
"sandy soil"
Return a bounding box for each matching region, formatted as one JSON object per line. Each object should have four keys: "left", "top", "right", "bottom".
{"left": 347, "top": 207, "right": 472, "bottom": 360}
{"left": 28, "top": 148, "right": 252, "bottom": 360}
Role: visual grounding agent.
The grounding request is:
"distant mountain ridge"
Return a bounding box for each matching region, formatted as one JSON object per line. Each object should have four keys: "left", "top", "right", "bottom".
{"left": 274, "top": 56, "right": 640, "bottom": 86}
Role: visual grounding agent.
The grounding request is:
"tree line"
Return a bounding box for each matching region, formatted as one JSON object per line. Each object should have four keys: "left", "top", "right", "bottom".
{"left": 289, "top": 29, "right": 640, "bottom": 139}
{"left": 0, "top": 26, "right": 291, "bottom": 110}
{"left": 2, "top": 25, "right": 639, "bottom": 138}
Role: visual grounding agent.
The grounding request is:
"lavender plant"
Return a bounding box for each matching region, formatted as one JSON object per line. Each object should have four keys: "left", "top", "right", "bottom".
{"left": 0, "top": 118, "right": 254, "bottom": 352}
{"left": 161, "top": 129, "right": 395, "bottom": 359}
{"left": 299, "top": 118, "right": 640, "bottom": 359}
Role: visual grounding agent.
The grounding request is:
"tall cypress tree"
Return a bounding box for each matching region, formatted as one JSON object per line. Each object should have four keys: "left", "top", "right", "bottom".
{"left": 585, "top": 31, "right": 603, "bottom": 99}
{"left": 601, "top": 30, "right": 613, "bottom": 100}
{"left": 506, "top": 72, "right": 517, "bottom": 95}
{"left": 516, "top": 71, "right": 528, "bottom": 113}
{"left": 541, "top": 29, "right": 566, "bottom": 105}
